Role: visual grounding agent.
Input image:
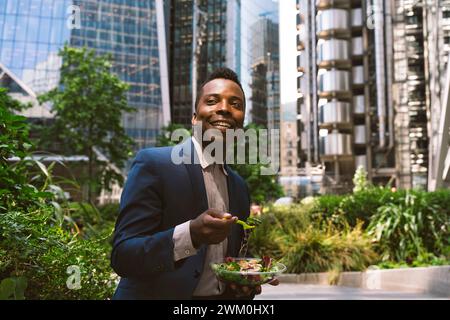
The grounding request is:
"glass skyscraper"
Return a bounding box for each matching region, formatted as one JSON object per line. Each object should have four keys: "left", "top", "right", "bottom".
{"left": 168, "top": 0, "right": 241, "bottom": 126}
{"left": 249, "top": 16, "right": 279, "bottom": 130}
{"left": 240, "top": 0, "right": 279, "bottom": 124}
{"left": 0, "top": 0, "right": 72, "bottom": 93}
{"left": 0, "top": 0, "right": 170, "bottom": 151}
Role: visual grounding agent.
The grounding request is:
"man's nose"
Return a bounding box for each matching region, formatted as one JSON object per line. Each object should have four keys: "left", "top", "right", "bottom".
{"left": 216, "top": 100, "right": 232, "bottom": 114}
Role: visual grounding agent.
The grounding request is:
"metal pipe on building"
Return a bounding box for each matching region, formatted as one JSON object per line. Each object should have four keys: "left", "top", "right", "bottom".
{"left": 384, "top": 0, "right": 395, "bottom": 150}
{"left": 373, "top": 0, "right": 387, "bottom": 148}
{"left": 430, "top": 51, "right": 450, "bottom": 190}
{"left": 428, "top": 0, "right": 443, "bottom": 186}
{"left": 191, "top": 0, "right": 199, "bottom": 114}
{"left": 311, "top": 1, "right": 319, "bottom": 163}
{"left": 362, "top": 0, "right": 373, "bottom": 181}
{"left": 303, "top": 1, "right": 312, "bottom": 165}
{"left": 156, "top": 0, "right": 171, "bottom": 126}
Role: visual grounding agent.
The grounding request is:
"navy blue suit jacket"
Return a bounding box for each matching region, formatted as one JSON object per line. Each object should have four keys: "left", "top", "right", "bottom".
{"left": 110, "top": 138, "right": 251, "bottom": 299}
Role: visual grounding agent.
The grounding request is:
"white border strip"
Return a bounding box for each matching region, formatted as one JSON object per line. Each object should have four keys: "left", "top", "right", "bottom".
{"left": 156, "top": 0, "right": 171, "bottom": 126}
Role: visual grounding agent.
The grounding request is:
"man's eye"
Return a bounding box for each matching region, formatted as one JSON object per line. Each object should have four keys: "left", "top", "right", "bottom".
{"left": 207, "top": 99, "right": 217, "bottom": 104}
{"left": 232, "top": 101, "right": 242, "bottom": 109}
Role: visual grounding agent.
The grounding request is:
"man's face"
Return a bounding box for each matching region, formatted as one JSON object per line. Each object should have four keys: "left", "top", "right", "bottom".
{"left": 192, "top": 78, "right": 245, "bottom": 136}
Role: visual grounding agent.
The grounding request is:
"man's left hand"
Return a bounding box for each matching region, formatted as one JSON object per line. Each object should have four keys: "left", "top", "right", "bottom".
{"left": 228, "top": 278, "right": 279, "bottom": 298}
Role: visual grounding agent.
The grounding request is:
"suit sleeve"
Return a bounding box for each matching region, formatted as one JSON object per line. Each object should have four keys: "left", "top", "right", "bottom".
{"left": 110, "top": 150, "right": 175, "bottom": 278}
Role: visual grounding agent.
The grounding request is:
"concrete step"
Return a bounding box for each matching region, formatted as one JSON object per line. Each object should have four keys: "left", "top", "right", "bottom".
{"left": 276, "top": 265, "right": 450, "bottom": 297}
{"left": 255, "top": 283, "right": 447, "bottom": 300}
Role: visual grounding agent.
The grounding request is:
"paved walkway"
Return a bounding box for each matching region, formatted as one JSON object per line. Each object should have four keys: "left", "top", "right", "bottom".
{"left": 255, "top": 283, "right": 448, "bottom": 300}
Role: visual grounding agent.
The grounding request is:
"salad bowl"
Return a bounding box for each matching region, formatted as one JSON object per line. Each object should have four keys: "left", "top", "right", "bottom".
{"left": 210, "top": 257, "right": 286, "bottom": 286}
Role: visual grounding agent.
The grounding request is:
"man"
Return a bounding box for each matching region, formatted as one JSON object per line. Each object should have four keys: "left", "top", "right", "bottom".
{"left": 111, "top": 68, "right": 276, "bottom": 299}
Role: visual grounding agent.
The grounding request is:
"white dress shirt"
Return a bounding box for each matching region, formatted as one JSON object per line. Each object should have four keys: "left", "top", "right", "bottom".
{"left": 172, "top": 137, "right": 229, "bottom": 297}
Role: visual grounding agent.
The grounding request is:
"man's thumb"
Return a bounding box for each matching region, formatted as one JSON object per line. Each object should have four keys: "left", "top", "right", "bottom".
{"left": 208, "top": 210, "right": 231, "bottom": 219}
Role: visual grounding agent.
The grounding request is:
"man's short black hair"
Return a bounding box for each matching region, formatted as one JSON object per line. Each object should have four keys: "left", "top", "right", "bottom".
{"left": 194, "top": 67, "right": 246, "bottom": 112}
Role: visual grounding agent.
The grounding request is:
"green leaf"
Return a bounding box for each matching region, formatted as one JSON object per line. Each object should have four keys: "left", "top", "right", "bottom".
{"left": 13, "top": 277, "right": 27, "bottom": 300}
{"left": 236, "top": 219, "right": 255, "bottom": 230}
{"left": 23, "top": 143, "right": 32, "bottom": 150}
{"left": 34, "top": 160, "right": 49, "bottom": 178}
{"left": 0, "top": 278, "right": 15, "bottom": 300}
{"left": 51, "top": 201, "right": 64, "bottom": 225}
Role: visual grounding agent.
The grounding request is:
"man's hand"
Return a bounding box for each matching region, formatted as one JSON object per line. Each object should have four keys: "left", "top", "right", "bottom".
{"left": 228, "top": 278, "right": 280, "bottom": 298}
{"left": 190, "top": 209, "right": 238, "bottom": 248}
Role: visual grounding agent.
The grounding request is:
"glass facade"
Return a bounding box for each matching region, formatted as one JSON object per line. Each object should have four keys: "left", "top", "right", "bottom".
{"left": 169, "top": 0, "right": 241, "bottom": 126}
{"left": 249, "top": 17, "right": 279, "bottom": 130}
{"left": 240, "top": 0, "right": 279, "bottom": 123}
{"left": 0, "top": 0, "right": 72, "bottom": 93}
{"left": 0, "top": 0, "right": 169, "bottom": 151}
{"left": 169, "top": 0, "right": 194, "bottom": 125}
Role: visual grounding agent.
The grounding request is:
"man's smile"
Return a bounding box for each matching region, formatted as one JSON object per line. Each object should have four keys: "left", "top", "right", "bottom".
{"left": 209, "top": 120, "right": 234, "bottom": 129}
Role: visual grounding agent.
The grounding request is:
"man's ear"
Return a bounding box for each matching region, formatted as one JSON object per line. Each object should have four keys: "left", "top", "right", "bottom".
{"left": 191, "top": 112, "right": 197, "bottom": 125}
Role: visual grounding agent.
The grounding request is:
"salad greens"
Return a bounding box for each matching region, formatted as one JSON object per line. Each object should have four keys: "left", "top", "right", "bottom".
{"left": 227, "top": 216, "right": 261, "bottom": 230}
{"left": 210, "top": 257, "right": 284, "bottom": 286}
{"left": 236, "top": 219, "right": 255, "bottom": 230}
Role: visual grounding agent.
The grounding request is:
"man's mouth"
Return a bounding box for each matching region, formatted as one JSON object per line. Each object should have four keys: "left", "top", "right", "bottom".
{"left": 210, "top": 121, "right": 234, "bottom": 129}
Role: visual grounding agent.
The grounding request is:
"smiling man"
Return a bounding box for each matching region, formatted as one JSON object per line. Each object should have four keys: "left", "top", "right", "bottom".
{"left": 110, "top": 68, "right": 276, "bottom": 300}
{"left": 193, "top": 69, "right": 245, "bottom": 139}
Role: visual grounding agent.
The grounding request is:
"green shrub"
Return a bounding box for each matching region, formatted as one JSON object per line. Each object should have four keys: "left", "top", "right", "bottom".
{"left": 280, "top": 222, "right": 377, "bottom": 274}
{"left": 310, "top": 187, "right": 447, "bottom": 230}
{"left": 97, "top": 203, "right": 120, "bottom": 222}
{"left": 377, "top": 252, "right": 449, "bottom": 269}
{"left": 310, "top": 194, "right": 344, "bottom": 219}
{"left": 0, "top": 207, "right": 116, "bottom": 300}
{"left": 1, "top": 100, "right": 49, "bottom": 213}
{"left": 248, "top": 204, "right": 312, "bottom": 258}
{"left": 249, "top": 188, "right": 449, "bottom": 273}
{"left": 66, "top": 202, "right": 116, "bottom": 243}
{"left": 338, "top": 187, "right": 404, "bottom": 227}
{"left": 367, "top": 190, "right": 450, "bottom": 263}
{"left": 423, "top": 189, "right": 450, "bottom": 216}
{"left": 248, "top": 204, "right": 377, "bottom": 274}
{"left": 1, "top": 97, "right": 117, "bottom": 300}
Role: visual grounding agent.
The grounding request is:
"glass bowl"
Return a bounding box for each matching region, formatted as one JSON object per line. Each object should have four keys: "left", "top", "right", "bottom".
{"left": 210, "top": 257, "right": 286, "bottom": 286}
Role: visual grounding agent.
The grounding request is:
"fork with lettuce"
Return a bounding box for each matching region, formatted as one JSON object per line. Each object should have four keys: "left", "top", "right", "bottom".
{"left": 223, "top": 215, "right": 261, "bottom": 230}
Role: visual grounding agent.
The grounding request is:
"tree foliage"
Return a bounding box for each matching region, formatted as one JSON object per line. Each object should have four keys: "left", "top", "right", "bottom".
{"left": 156, "top": 123, "right": 191, "bottom": 147}
{"left": 0, "top": 89, "right": 48, "bottom": 212}
{"left": 38, "top": 46, "right": 135, "bottom": 202}
{"left": 1, "top": 92, "right": 115, "bottom": 300}
{"left": 229, "top": 123, "right": 284, "bottom": 204}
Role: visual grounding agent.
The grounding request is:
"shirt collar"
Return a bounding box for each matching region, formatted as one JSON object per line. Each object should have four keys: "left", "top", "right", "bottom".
{"left": 192, "top": 136, "right": 228, "bottom": 176}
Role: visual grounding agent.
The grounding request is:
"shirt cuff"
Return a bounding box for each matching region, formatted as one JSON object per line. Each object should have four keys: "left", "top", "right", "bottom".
{"left": 173, "top": 220, "right": 197, "bottom": 261}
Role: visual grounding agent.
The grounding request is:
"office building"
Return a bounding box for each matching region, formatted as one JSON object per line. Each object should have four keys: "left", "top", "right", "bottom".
{"left": 280, "top": 0, "right": 449, "bottom": 197}
{"left": 0, "top": 0, "right": 170, "bottom": 151}
{"left": 168, "top": 0, "right": 241, "bottom": 125}
{"left": 249, "top": 16, "right": 280, "bottom": 132}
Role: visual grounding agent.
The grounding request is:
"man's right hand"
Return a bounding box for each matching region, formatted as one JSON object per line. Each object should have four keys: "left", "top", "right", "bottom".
{"left": 189, "top": 209, "right": 238, "bottom": 248}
